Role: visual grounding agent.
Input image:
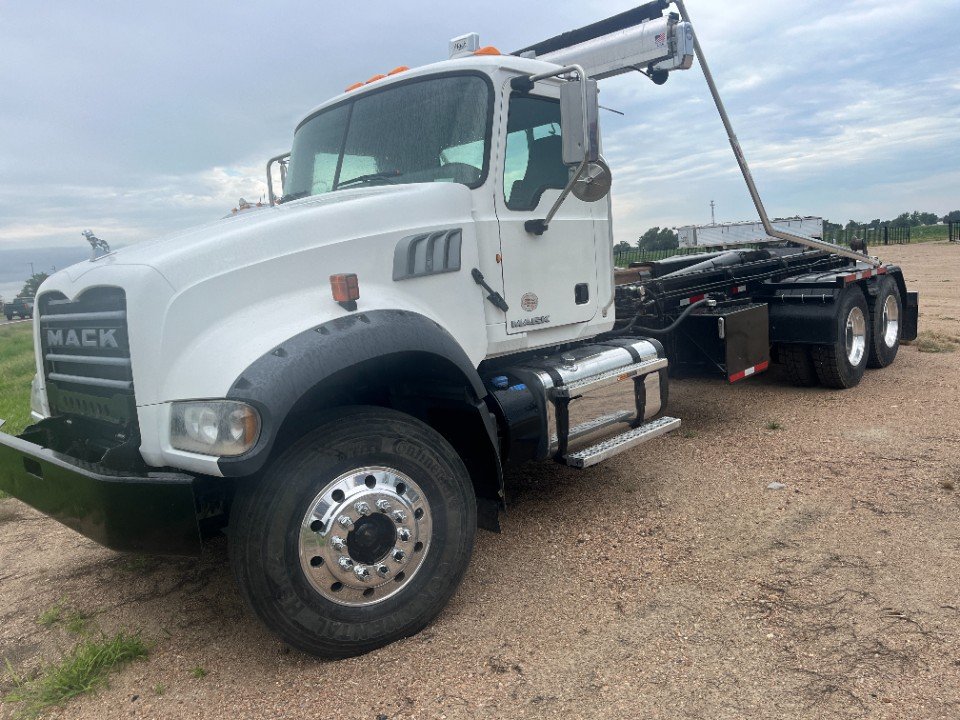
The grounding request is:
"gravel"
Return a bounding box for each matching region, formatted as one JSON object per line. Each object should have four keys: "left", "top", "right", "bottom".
{"left": 1, "top": 242, "right": 958, "bottom": 720}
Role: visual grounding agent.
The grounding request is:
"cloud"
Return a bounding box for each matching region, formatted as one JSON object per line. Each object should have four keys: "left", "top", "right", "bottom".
{"left": 0, "top": 0, "right": 957, "bottom": 262}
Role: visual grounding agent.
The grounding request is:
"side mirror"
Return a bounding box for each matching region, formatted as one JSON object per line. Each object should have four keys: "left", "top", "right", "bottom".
{"left": 560, "top": 78, "right": 599, "bottom": 165}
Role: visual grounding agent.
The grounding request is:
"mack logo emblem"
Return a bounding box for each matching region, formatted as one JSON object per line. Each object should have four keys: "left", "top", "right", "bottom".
{"left": 510, "top": 315, "right": 550, "bottom": 329}
{"left": 520, "top": 292, "right": 539, "bottom": 312}
{"left": 47, "top": 328, "right": 119, "bottom": 349}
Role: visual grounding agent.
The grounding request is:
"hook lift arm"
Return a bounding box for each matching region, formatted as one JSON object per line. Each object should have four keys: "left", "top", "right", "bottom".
{"left": 671, "top": 1, "right": 879, "bottom": 266}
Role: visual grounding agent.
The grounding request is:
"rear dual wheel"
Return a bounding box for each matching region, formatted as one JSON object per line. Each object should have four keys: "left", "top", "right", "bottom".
{"left": 230, "top": 406, "right": 476, "bottom": 658}
{"left": 867, "top": 276, "right": 901, "bottom": 368}
{"left": 811, "top": 286, "right": 871, "bottom": 389}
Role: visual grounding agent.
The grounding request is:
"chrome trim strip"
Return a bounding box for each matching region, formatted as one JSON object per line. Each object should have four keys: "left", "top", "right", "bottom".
{"left": 39, "top": 311, "right": 127, "bottom": 323}
{"left": 45, "top": 354, "right": 131, "bottom": 367}
{"left": 47, "top": 373, "right": 133, "bottom": 390}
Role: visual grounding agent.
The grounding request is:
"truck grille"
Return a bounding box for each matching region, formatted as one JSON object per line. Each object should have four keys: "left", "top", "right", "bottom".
{"left": 38, "top": 287, "right": 135, "bottom": 424}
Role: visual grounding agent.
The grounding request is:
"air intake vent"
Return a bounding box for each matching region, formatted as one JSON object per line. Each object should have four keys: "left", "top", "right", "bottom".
{"left": 392, "top": 229, "right": 462, "bottom": 281}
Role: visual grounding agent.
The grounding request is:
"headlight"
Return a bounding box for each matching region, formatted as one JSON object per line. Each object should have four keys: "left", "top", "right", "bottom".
{"left": 30, "top": 374, "right": 49, "bottom": 419}
{"left": 170, "top": 401, "right": 261, "bottom": 457}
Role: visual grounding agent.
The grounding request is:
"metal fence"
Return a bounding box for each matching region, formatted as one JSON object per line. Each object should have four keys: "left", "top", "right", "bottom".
{"left": 951, "top": 222, "right": 959, "bottom": 243}
{"left": 823, "top": 225, "right": 912, "bottom": 246}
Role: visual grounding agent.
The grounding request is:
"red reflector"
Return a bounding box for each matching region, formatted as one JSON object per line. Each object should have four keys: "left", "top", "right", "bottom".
{"left": 330, "top": 273, "right": 360, "bottom": 302}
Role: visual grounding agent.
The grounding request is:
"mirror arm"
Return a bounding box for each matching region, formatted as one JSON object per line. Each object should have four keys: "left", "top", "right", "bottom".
{"left": 266, "top": 152, "right": 291, "bottom": 205}
{"left": 521, "top": 64, "right": 591, "bottom": 236}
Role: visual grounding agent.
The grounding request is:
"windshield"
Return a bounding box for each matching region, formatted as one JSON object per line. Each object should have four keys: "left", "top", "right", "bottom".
{"left": 283, "top": 74, "right": 492, "bottom": 201}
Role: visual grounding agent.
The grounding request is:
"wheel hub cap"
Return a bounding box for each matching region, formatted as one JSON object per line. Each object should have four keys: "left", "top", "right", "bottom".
{"left": 845, "top": 306, "right": 867, "bottom": 365}
{"left": 299, "top": 466, "right": 432, "bottom": 606}
{"left": 881, "top": 295, "right": 899, "bottom": 348}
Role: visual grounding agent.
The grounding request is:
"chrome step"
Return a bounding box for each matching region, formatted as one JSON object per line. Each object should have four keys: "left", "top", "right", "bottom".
{"left": 551, "top": 410, "right": 634, "bottom": 448}
{"left": 554, "top": 357, "right": 667, "bottom": 398}
{"left": 563, "top": 416, "right": 681, "bottom": 469}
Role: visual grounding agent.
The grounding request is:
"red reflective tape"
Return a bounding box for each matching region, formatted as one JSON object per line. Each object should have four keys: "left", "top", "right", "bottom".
{"left": 731, "top": 284, "right": 747, "bottom": 295}
{"left": 679, "top": 293, "right": 705, "bottom": 307}
{"left": 728, "top": 360, "right": 770, "bottom": 383}
{"left": 877, "top": 265, "right": 887, "bottom": 274}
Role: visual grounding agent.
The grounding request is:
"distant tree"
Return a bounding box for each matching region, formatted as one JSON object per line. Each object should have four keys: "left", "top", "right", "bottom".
{"left": 911, "top": 211, "right": 939, "bottom": 226}
{"left": 889, "top": 212, "right": 913, "bottom": 229}
{"left": 18, "top": 272, "right": 48, "bottom": 298}
{"left": 637, "top": 226, "right": 678, "bottom": 251}
{"left": 614, "top": 241, "right": 633, "bottom": 253}
{"left": 943, "top": 210, "right": 960, "bottom": 224}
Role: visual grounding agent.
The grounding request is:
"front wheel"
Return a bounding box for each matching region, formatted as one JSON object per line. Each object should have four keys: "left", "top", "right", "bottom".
{"left": 229, "top": 406, "right": 476, "bottom": 658}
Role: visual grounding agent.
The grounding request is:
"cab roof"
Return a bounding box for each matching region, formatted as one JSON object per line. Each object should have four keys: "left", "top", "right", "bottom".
{"left": 295, "top": 53, "right": 561, "bottom": 131}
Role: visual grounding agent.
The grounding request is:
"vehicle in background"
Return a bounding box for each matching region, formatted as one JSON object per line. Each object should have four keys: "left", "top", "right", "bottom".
{"left": 4, "top": 296, "right": 34, "bottom": 321}
{"left": 678, "top": 217, "right": 824, "bottom": 248}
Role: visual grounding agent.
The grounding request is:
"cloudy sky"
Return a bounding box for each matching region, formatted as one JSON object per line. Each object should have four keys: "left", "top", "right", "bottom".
{"left": 1, "top": 0, "right": 958, "bottom": 300}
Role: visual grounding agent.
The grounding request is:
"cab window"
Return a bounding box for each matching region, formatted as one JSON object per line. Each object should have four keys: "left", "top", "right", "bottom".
{"left": 503, "top": 94, "right": 568, "bottom": 211}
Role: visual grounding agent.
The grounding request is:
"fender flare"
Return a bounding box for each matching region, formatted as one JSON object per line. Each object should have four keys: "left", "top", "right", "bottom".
{"left": 218, "top": 310, "right": 489, "bottom": 477}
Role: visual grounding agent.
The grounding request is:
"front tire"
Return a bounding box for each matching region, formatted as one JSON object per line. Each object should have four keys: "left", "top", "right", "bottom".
{"left": 230, "top": 406, "right": 476, "bottom": 658}
{"left": 811, "top": 286, "right": 871, "bottom": 389}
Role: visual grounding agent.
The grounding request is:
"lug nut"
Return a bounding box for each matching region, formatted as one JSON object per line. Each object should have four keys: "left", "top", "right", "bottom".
{"left": 354, "top": 501, "right": 370, "bottom": 515}
{"left": 354, "top": 565, "right": 371, "bottom": 580}
{"left": 392, "top": 510, "right": 407, "bottom": 523}
{"left": 338, "top": 515, "right": 353, "bottom": 528}
{"left": 392, "top": 549, "right": 405, "bottom": 563}
{"left": 330, "top": 536, "right": 346, "bottom": 551}
{"left": 338, "top": 557, "right": 354, "bottom": 570}
{"left": 397, "top": 527, "right": 411, "bottom": 542}
{"left": 377, "top": 565, "right": 390, "bottom": 577}
{"left": 376, "top": 499, "right": 391, "bottom": 512}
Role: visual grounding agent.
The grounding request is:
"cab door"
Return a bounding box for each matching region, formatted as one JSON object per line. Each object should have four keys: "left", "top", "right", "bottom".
{"left": 495, "top": 82, "right": 599, "bottom": 335}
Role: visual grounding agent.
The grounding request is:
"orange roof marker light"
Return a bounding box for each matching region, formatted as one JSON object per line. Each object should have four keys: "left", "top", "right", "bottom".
{"left": 387, "top": 66, "right": 410, "bottom": 76}
{"left": 344, "top": 82, "right": 363, "bottom": 92}
{"left": 365, "top": 74, "right": 387, "bottom": 84}
{"left": 473, "top": 46, "right": 501, "bottom": 56}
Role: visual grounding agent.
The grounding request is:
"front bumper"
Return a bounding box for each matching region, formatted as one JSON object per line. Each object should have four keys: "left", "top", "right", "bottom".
{"left": 0, "top": 423, "right": 201, "bottom": 556}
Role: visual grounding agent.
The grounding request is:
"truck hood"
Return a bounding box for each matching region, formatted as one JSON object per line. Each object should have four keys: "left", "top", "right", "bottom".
{"left": 63, "top": 183, "right": 464, "bottom": 290}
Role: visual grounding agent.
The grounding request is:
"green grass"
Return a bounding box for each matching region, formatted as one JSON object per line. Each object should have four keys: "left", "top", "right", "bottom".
{"left": 914, "top": 330, "right": 960, "bottom": 353}
{"left": 35, "top": 602, "right": 90, "bottom": 634}
{"left": 36, "top": 604, "right": 63, "bottom": 628}
{"left": 909, "top": 224, "right": 950, "bottom": 242}
{"left": 190, "top": 666, "right": 207, "bottom": 679}
{"left": 3, "top": 633, "right": 148, "bottom": 719}
{"left": 765, "top": 421, "right": 784, "bottom": 431}
{"left": 0, "top": 322, "right": 34, "bottom": 438}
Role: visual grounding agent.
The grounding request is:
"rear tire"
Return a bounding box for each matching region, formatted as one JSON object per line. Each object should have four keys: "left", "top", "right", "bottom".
{"left": 811, "top": 287, "right": 871, "bottom": 389}
{"left": 229, "top": 406, "right": 476, "bottom": 658}
{"left": 779, "top": 344, "right": 818, "bottom": 387}
{"left": 867, "top": 276, "right": 901, "bottom": 368}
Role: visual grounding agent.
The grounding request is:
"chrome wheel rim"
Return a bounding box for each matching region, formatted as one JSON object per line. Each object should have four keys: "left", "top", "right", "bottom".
{"left": 845, "top": 306, "right": 867, "bottom": 366}
{"left": 299, "top": 466, "right": 432, "bottom": 607}
{"left": 881, "top": 295, "right": 899, "bottom": 348}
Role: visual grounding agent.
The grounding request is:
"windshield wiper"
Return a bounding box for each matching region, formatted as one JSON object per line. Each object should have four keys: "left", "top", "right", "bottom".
{"left": 336, "top": 170, "right": 402, "bottom": 190}
{"left": 278, "top": 191, "right": 310, "bottom": 204}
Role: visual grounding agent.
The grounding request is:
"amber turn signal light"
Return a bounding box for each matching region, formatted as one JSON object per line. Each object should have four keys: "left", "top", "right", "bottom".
{"left": 330, "top": 273, "right": 360, "bottom": 305}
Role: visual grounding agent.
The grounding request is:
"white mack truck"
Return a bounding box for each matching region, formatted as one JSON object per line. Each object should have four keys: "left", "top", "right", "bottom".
{"left": 0, "top": 1, "right": 918, "bottom": 658}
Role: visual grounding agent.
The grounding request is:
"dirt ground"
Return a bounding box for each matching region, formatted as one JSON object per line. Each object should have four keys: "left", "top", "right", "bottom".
{"left": 1, "top": 242, "right": 958, "bottom": 720}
